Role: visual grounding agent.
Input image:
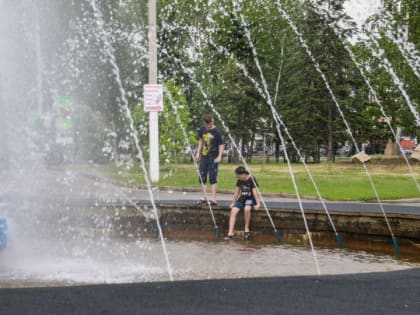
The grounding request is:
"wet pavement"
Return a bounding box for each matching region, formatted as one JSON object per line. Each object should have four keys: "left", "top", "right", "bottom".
{"left": 0, "top": 269, "right": 419, "bottom": 315}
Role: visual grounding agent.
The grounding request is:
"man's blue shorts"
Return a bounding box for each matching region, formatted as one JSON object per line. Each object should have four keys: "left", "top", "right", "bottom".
{"left": 233, "top": 199, "right": 256, "bottom": 210}
{"left": 199, "top": 155, "right": 219, "bottom": 185}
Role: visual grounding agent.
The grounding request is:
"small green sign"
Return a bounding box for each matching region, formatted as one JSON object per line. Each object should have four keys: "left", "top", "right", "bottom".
{"left": 54, "top": 96, "right": 74, "bottom": 131}
{"left": 28, "top": 111, "right": 41, "bottom": 123}
{"left": 55, "top": 96, "right": 73, "bottom": 110}
{"left": 55, "top": 117, "right": 74, "bottom": 130}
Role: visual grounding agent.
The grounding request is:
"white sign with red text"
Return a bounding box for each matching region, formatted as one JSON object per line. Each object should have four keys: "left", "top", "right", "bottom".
{"left": 144, "top": 84, "right": 163, "bottom": 112}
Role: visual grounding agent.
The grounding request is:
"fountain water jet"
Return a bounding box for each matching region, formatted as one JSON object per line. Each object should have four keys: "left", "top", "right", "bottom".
{"left": 373, "top": 6, "right": 420, "bottom": 79}
{"left": 160, "top": 50, "right": 282, "bottom": 241}
{"left": 274, "top": 0, "right": 400, "bottom": 254}
{"left": 233, "top": 1, "right": 321, "bottom": 273}
{"left": 89, "top": 0, "right": 173, "bottom": 281}
{"left": 163, "top": 86, "right": 221, "bottom": 239}
{"left": 363, "top": 25, "right": 420, "bottom": 127}
{"left": 185, "top": 2, "right": 342, "bottom": 253}
{"left": 308, "top": 0, "right": 420, "bottom": 193}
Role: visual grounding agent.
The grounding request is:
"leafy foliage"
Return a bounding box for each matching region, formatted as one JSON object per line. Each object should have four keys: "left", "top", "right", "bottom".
{"left": 12, "top": 0, "right": 419, "bottom": 164}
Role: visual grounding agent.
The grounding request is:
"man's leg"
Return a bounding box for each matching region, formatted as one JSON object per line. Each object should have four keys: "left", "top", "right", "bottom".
{"left": 228, "top": 207, "right": 240, "bottom": 236}
{"left": 211, "top": 183, "right": 217, "bottom": 202}
{"left": 209, "top": 159, "right": 218, "bottom": 202}
{"left": 200, "top": 185, "right": 207, "bottom": 201}
{"left": 198, "top": 157, "right": 208, "bottom": 201}
{"left": 244, "top": 206, "right": 252, "bottom": 233}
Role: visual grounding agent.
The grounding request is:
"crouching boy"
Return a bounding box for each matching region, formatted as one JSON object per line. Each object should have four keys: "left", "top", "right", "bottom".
{"left": 226, "top": 166, "right": 260, "bottom": 240}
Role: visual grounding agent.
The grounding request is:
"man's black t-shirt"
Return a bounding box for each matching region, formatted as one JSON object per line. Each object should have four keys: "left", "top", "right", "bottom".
{"left": 236, "top": 176, "right": 258, "bottom": 202}
{"left": 198, "top": 126, "right": 224, "bottom": 157}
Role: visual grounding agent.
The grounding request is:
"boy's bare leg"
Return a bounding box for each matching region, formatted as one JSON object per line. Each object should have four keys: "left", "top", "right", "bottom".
{"left": 200, "top": 184, "right": 207, "bottom": 201}
{"left": 244, "top": 206, "right": 252, "bottom": 232}
{"left": 228, "top": 207, "right": 240, "bottom": 236}
{"left": 211, "top": 183, "right": 217, "bottom": 202}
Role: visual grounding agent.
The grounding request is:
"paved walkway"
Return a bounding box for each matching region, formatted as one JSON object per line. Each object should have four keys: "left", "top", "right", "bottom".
{"left": 0, "top": 269, "right": 419, "bottom": 315}
{"left": 158, "top": 197, "right": 420, "bottom": 216}
{"left": 1, "top": 169, "right": 419, "bottom": 216}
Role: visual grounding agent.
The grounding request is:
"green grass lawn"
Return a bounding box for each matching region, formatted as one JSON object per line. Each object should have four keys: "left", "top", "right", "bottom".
{"left": 75, "top": 160, "right": 420, "bottom": 201}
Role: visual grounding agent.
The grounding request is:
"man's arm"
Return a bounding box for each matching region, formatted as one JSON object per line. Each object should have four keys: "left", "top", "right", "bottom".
{"left": 252, "top": 187, "right": 260, "bottom": 210}
{"left": 229, "top": 187, "right": 240, "bottom": 208}
{"left": 216, "top": 143, "right": 225, "bottom": 163}
{"left": 195, "top": 139, "right": 203, "bottom": 161}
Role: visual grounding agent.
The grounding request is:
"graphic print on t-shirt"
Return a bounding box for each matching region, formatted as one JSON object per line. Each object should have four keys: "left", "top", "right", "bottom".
{"left": 198, "top": 126, "right": 223, "bottom": 156}
{"left": 236, "top": 177, "right": 258, "bottom": 202}
{"left": 202, "top": 132, "right": 214, "bottom": 156}
{"left": 239, "top": 183, "right": 252, "bottom": 199}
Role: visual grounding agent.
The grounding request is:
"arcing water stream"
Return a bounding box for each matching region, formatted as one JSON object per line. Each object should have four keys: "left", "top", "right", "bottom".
{"left": 1, "top": 0, "right": 419, "bottom": 289}
{"left": 89, "top": 0, "right": 173, "bottom": 281}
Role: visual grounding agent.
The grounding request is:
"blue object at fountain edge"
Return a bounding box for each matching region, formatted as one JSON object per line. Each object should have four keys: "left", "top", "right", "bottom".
{"left": 0, "top": 216, "right": 8, "bottom": 250}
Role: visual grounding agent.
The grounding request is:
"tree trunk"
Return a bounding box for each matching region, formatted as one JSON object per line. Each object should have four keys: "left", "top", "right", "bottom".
{"left": 173, "top": 145, "right": 177, "bottom": 173}
{"left": 327, "top": 103, "right": 335, "bottom": 162}
{"left": 110, "top": 119, "right": 118, "bottom": 161}
{"left": 275, "top": 138, "right": 280, "bottom": 163}
{"left": 247, "top": 134, "right": 255, "bottom": 164}
{"left": 395, "top": 126, "right": 403, "bottom": 154}
{"left": 242, "top": 135, "right": 250, "bottom": 164}
{"left": 262, "top": 134, "right": 267, "bottom": 170}
{"left": 231, "top": 137, "right": 241, "bottom": 163}
{"left": 315, "top": 144, "right": 320, "bottom": 163}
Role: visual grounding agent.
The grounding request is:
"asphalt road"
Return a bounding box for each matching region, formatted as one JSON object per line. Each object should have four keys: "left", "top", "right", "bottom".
{"left": 0, "top": 269, "right": 419, "bottom": 315}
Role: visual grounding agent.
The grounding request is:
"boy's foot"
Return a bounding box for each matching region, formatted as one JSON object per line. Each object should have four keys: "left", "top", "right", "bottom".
{"left": 195, "top": 199, "right": 207, "bottom": 205}
{"left": 224, "top": 235, "right": 233, "bottom": 240}
{"left": 244, "top": 232, "right": 251, "bottom": 240}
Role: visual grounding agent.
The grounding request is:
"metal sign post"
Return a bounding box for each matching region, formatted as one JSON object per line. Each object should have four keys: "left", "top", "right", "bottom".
{"left": 148, "top": 0, "right": 159, "bottom": 183}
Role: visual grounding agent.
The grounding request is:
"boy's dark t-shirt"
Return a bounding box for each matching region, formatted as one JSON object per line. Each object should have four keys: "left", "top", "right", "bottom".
{"left": 198, "top": 126, "right": 224, "bottom": 157}
{"left": 236, "top": 176, "right": 258, "bottom": 202}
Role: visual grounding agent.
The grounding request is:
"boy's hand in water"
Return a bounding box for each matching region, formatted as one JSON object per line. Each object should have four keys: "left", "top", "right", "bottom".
{"left": 254, "top": 203, "right": 260, "bottom": 210}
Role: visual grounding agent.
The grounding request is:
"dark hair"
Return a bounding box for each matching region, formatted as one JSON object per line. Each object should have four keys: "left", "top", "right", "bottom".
{"left": 204, "top": 115, "right": 214, "bottom": 124}
{"left": 235, "top": 166, "right": 249, "bottom": 175}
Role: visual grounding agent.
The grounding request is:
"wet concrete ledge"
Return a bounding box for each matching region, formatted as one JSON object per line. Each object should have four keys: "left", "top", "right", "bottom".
{"left": 156, "top": 201, "right": 420, "bottom": 243}
{"left": 3, "top": 195, "right": 420, "bottom": 251}
{"left": 23, "top": 197, "right": 420, "bottom": 244}
{"left": 0, "top": 269, "right": 419, "bottom": 315}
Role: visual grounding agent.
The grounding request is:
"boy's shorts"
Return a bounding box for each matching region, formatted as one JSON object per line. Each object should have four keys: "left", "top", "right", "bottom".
{"left": 233, "top": 199, "right": 256, "bottom": 210}
{"left": 198, "top": 155, "right": 218, "bottom": 185}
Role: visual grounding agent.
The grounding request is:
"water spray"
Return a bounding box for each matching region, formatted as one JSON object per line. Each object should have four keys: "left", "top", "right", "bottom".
{"left": 161, "top": 52, "right": 282, "bottom": 242}
{"left": 276, "top": 0, "right": 400, "bottom": 255}
{"left": 233, "top": 1, "right": 320, "bottom": 273}
{"left": 90, "top": 0, "right": 173, "bottom": 281}
{"left": 308, "top": 0, "right": 420, "bottom": 194}
{"left": 164, "top": 87, "right": 221, "bottom": 240}
{"left": 207, "top": 35, "right": 344, "bottom": 249}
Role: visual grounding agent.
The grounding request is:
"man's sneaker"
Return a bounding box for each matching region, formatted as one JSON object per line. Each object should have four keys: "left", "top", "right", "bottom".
{"left": 224, "top": 235, "right": 233, "bottom": 240}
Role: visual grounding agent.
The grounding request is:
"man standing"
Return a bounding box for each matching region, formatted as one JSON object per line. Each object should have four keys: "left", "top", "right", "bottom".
{"left": 195, "top": 115, "right": 225, "bottom": 205}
